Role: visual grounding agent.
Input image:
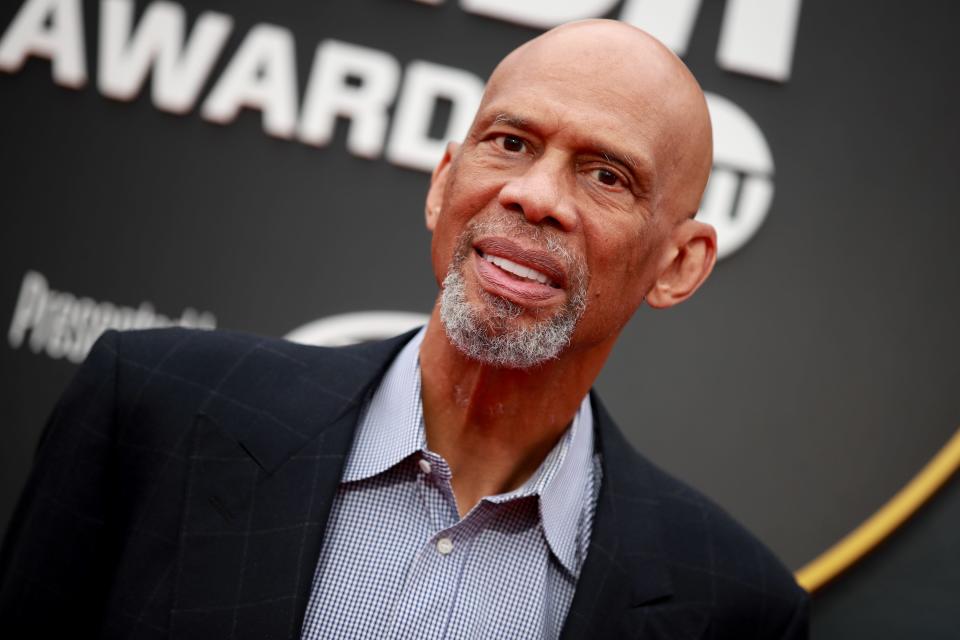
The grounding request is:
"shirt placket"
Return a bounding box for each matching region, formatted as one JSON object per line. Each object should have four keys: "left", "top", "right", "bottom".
{"left": 387, "top": 451, "right": 495, "bottom": 640}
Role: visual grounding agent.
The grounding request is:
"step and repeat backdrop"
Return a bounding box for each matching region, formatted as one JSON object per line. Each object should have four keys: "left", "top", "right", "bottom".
{"left": 2, "top": 0, "right": 958, "bottom": 635}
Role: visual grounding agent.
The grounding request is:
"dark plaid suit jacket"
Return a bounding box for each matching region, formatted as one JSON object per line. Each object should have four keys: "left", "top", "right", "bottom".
{"left": 0, "top": 328, "right": 808, "bottom": 639}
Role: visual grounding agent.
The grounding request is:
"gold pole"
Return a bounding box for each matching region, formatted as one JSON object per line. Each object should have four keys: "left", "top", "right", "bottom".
{"left": 796, "top": 427, "right": 960, "bottom": 593}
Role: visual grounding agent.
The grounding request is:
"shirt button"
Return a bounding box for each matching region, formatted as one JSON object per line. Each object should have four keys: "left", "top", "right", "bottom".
{"left": 436, "top": 537, "right": 454, "bottom": 555}
{"left": 418, "top": 459, "right": 432, "bottom": 475}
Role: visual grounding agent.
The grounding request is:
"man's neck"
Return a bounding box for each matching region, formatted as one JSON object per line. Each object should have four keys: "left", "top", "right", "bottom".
{"left": 418, "top": 306, "right": 611, "bottom": 517}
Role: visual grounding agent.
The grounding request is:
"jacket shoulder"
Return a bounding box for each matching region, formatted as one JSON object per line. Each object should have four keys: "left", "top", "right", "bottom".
{"left": 112, "top": 326, "right": 319, "bottom": 373}
{"left": 646, "top": 454, "right": 808, "bottom": 634}
{"left": 593, "top": 399, "right": 808, "bottom": 636}
{"left": 107, "top": 326, "right": 371, "bottom": 390}
{"left": 111, "top": 326, "right": 402, "bottom": 370}
{"left": 652, "top": 460, "right": 803, "bottom": 580}
{"left": 101, "top": 326, "right": 412, "bottom": 429}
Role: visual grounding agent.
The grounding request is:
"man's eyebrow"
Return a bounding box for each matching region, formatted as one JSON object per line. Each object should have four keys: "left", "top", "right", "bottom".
{"left": 492, "top": 112, "right": 528, "bottom": 129}
{"left": 600, "top": 149, "right": 639, "bottom": 172}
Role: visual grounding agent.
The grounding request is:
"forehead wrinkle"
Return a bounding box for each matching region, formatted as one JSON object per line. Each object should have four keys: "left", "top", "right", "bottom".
{"left": 482, "top": 72, "right": 661, "bottom": 165}
{"left": 486, "top": 109, "right": 648, "bottom": 164}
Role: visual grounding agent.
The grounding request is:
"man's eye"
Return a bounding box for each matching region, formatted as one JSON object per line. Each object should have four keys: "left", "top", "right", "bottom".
{"left": 593, "top": 168, "right": 620, "bottom": 186}
{"left": 498, "top": 135, "right": 526, "bottom": 153}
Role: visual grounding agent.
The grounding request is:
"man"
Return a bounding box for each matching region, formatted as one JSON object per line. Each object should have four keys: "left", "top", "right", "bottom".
{"left": 0, "top": 19, "right": 807, "bottom": 639}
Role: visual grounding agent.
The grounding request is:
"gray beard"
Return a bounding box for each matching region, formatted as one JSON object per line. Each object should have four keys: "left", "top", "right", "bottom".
{"left": 439, "top": 217, "right": 588, "bottom": 369}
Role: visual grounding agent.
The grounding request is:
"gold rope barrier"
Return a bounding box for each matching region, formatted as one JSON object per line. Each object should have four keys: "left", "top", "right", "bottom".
{"left": 795, "top": 427, "right": 960, "bottom": 593}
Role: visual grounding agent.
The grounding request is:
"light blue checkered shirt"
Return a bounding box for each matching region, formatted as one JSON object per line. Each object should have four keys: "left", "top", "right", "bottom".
{"left": 300, "top": 328, "right": 599, "bottom": 639}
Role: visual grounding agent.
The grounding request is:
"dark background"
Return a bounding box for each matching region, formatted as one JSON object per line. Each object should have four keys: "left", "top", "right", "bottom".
{"left": 1, "top": 0, "right": 958, "bottom": 636}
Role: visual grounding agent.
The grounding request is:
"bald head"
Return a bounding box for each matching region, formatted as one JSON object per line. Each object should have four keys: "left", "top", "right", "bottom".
{"left": 478, "top": 19, "right": 713, "bottom": 221}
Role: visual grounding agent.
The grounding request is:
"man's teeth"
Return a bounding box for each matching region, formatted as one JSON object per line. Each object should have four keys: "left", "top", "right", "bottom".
{"left": 483, "top": 253, "right": 551, "bottom": 285}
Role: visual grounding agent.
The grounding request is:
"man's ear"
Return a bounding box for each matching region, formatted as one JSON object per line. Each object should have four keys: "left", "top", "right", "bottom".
{"left": 645, "top": 219, "right": 717, "bottom": 309}
{"left": 425, "top": 141, "right": 460, "bottom": 231}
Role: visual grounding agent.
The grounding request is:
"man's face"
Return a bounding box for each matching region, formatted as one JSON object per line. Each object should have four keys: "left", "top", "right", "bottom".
{"left": 427, "top": 27, "right": 710, "bottom": 367}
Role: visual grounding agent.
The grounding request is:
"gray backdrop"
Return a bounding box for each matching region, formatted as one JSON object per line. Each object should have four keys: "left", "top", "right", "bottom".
{"left": 1, "top": 0, "right": 958, "bottom": 636}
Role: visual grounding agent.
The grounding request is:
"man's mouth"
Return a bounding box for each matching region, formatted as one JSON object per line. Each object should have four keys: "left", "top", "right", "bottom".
{"left": 470, "top": 237, "right": 568, "bottom": 306}
{"left": 473, "top": 237, "right": 566, "bottom": 286}
{"left": 478, "top": 251, "right": 557, "bottom": 287}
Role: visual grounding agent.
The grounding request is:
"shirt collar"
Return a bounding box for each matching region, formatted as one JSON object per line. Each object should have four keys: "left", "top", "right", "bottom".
{"left": 341, "top": 327, "right": 427, "bottom": 483}
{"left": 342, "top": 326, "right": 594, "bottom": 575}
{"left": 537, "top": 393, "right": 594, "bottom": 575}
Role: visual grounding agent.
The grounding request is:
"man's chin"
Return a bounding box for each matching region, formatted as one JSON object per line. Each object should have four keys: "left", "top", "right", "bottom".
{"left": 439, "top": 270, "right": 580, "bottom": 369}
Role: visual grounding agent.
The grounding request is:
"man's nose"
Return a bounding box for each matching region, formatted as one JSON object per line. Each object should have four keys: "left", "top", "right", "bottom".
{"left": 497, "top": 156, "right": 577, "bottom": 231}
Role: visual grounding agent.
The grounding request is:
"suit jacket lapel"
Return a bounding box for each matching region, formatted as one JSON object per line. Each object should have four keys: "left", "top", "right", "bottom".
{"left": 560, "top": 394, "right": 689, "bottom": 640}
{"left": 171, "top": 331, "right": 417, "bottom": 640}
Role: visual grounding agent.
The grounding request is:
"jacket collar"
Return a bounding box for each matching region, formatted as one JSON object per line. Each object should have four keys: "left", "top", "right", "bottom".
{"left": 559, "top": 392, "right": 675, "bottom": 640}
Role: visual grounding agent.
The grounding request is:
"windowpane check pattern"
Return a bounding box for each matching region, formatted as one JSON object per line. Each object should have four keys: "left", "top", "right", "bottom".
{"left": 301, "top": 328, "right": 600, "bottom": 639}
